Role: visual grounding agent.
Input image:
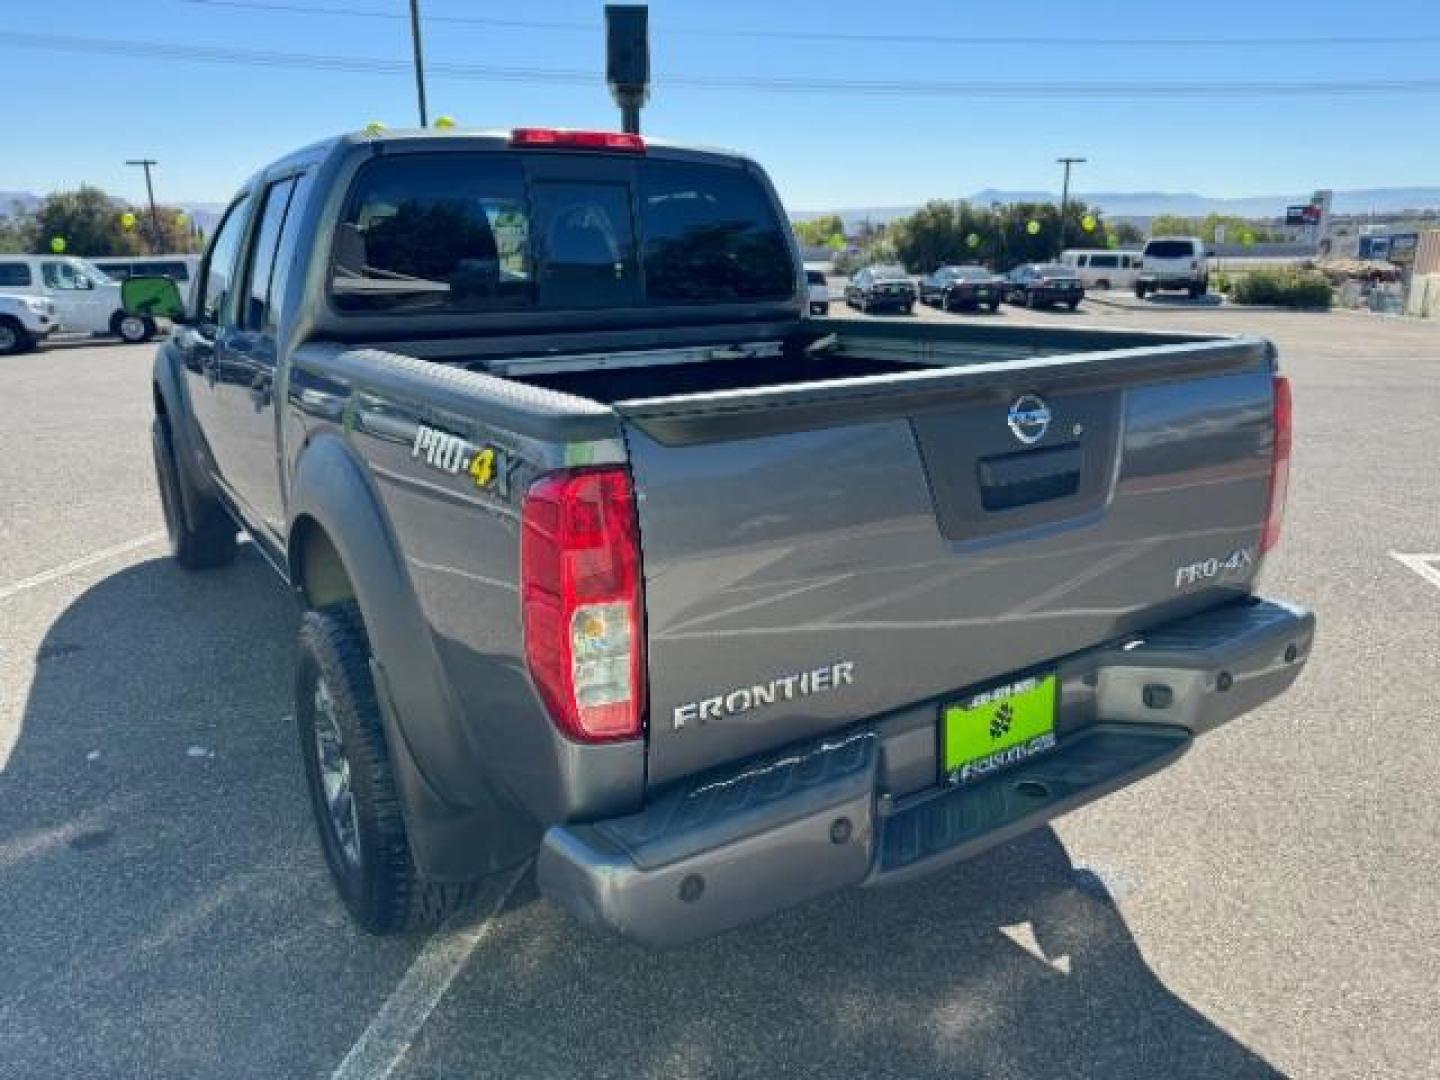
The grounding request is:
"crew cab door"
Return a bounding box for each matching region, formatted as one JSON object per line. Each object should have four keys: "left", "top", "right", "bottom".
{"left": 174, "top": 192, "right": 253, "bottom": 496}
{"left": 207, "top": 173, "right": 306, "bottom": 540}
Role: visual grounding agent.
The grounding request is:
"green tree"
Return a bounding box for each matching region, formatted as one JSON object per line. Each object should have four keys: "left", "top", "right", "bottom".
{"left": 888, "top": 198, "right": 1121, "bottom": 273}
{"left": 1148, "top": 213, "right": 1281, "bottom": 245}
{"left": 0, "top": 202, "right": 36, "bottom": 254}
{"left": 30, "top": 186, "right": 133, "bottom": 256}
{"left": 25, "top": 186, "right": 201, "bottom": 256}
{"left": 793, "top": 213, "right": 845, "bottom": 248}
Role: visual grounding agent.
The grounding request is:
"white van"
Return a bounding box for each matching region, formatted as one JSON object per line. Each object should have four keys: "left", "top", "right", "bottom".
{"left": 90, "top": 254, "right": 200, "bottom": 294}
{"left": 1060, "top": 249, "right": 1142, "bottom": 290}
{"left": 0, "top": 255, "right": 155, "bottom": 342}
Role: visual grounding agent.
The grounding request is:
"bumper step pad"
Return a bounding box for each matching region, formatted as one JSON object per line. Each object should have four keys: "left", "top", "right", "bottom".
{"left": 874, "top": 726, "right": 1190, "bottom": 881}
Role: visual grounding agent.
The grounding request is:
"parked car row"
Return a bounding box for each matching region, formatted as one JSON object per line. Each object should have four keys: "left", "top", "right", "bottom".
{"left": 840, "top": 261, "right": 1085, "bottom": 317}
{"left": 828, "top": 236, "right": 1212, "bottom": 322}
{"left": 0, "top": 253, "right": 204, "bottom": 354}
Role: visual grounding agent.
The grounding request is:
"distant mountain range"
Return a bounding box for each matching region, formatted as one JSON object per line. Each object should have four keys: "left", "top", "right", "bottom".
{"left": 790, "top": 187, "right": 1440, "bottom": 226}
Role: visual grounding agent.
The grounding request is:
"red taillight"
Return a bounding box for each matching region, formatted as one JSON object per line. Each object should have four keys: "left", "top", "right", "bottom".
{"left": 510, "top": 128, "right": 646, "bottom": 152}
{"left": 521, "top": 467, "right": 646, "bottom": 742}
{"left": 1261, "top": 375, "right": 1292, "bottom": 554}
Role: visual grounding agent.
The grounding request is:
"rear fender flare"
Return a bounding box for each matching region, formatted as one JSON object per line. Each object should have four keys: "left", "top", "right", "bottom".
{"left": 287, "top": 432, "right": 527, "bottom": 880}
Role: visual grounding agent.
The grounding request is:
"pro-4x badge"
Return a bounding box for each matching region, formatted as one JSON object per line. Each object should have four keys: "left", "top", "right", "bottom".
{"left": 411, "top": 423, "right": 509, "bottom": 493}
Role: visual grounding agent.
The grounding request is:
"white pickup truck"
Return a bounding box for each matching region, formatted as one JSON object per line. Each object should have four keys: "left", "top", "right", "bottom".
{"left": 0, "top": 255, "right": 156, "bottom": 344}
{"left": 0, "top": 293, "right": 57, "bottom": 355}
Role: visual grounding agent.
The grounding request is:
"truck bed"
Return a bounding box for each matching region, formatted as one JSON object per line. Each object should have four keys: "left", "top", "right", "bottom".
{"left": 392, "top": 318, "right": 1278, "bottom": 787}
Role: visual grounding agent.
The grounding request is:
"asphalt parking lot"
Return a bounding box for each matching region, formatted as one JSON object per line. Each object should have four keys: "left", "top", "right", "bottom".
{"left": 2, "top": 309, "right": 1438, "bottom": 1079}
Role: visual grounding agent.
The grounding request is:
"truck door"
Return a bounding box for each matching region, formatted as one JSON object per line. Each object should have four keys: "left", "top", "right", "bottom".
{"left": 206, "top": 173, "right": 304, "bottom": 542}
{"left": 173, "top": 192, "right": 253, "bottom": 497}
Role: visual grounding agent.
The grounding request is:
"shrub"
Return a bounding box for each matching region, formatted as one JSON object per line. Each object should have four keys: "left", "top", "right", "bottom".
{"left": 1228, "top": 267, "right": 1333, "bottom": 309}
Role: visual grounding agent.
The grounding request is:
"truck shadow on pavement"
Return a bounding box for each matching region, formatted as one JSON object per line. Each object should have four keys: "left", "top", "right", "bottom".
{"left": 3, "top": 549, "right": 1283, "bottom": 1080}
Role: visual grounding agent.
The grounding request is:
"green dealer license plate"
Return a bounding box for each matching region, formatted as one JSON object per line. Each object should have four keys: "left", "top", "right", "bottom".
{"left": 942, "top": 674, "right": 1058, "bottom": 784}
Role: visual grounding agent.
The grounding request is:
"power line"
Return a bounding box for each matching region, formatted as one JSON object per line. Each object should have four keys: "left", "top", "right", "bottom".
{"left": 8, "top": 32, "right": 1440, "bottom": 100}
{"left": 171, "top": 0, "right": 1440, "bottom": 48}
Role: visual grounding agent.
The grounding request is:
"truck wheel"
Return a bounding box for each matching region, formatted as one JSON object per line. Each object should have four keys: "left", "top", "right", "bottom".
{"left": 297, "top": 603, "right": 478, "bottom": 935}
{"left": 152, "top": 416, "right": 237, "bottom": 570}
{"left": 114, "top": 311, "right": 153, "bottom": 344}
{"left": 1067, "top": 299, "right": 1080, "bottom": 311}
{"left": 1135, "top": 284, "right": 1148, "bottom": 299}
{"left": 988, "top": 299, "right": 1001, "bottom": 312}
{"left": 0, "top": 316, "right": 32, "bottom": 356}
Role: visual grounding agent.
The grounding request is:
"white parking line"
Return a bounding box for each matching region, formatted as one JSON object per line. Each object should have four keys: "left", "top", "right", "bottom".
{"left": 1390, "top": 552, "right": 1440, "bottom": 592}
{"left": 0, "top": 532, "right": 166, "bottom": 603}
{"left": 329, "top": 863, "right": 529, "bottom": 1080}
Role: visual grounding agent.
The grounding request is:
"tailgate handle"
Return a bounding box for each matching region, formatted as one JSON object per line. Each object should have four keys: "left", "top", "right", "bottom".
{"left": 977, "top": 443, "right": 1081, "bottom": 511}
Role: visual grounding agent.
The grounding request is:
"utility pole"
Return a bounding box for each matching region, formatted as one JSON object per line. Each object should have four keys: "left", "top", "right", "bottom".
{"left": 125, "top": 159, "right": 161, "bottom": 252}
{"left": 1056, "top": 156, "right": 1087, "bottom": 255}
{"left": 408, "top": 0, "right": 429, "bottom": 126}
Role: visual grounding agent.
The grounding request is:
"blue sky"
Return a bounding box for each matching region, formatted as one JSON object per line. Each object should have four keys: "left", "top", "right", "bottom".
{"left": 6, "top": 0, "right": 1440, "bottom": 210}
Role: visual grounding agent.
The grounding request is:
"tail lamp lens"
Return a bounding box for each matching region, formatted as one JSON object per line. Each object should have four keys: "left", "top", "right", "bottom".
{"left": 1261, "top": 375, "right": 1292, "bottom": 554}
{"left": 521, "top": 468, "right": 645, "bottom": 741}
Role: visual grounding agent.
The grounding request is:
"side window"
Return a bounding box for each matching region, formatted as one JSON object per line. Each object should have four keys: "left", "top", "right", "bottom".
{"left": 240, "top": 177, "right": 298, "bottom": 331}
{"left": 199, "top": 195, "right": 253, "bottom": 324}
{"left": 42, "top": 261, "right": 84, "bottom": 289}
{"left": 0, "top": 262, "right": 32, "bottom": 287}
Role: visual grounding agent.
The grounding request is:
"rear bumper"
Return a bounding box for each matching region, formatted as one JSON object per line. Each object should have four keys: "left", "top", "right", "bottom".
{"left": 538, "top": 596, "right": 1314, "bottom": 947}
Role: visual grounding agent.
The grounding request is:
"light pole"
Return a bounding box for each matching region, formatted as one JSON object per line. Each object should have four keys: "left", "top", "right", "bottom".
{"left": 408, "top": 0, "right": 429, "bottom": 126}
{"left": 1056, "top": 156, "right": 1086, "bottom": 255}
{"left": 125, "top": 159, "right": 161, "bottom": 252}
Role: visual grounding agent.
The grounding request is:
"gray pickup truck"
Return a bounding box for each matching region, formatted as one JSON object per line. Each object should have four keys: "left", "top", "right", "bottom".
{"left": 146, "top": 127, "right": 1313, "bottom": 946}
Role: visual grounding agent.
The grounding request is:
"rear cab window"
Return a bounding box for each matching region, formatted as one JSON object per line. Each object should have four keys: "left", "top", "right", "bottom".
{"left": 329, "top": 152, "right": 795, "bottom": 314}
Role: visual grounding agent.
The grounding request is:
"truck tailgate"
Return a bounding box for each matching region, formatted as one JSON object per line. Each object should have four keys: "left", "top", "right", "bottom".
{"left": 617, "top": 337, "right": 1278, "bottom": 786}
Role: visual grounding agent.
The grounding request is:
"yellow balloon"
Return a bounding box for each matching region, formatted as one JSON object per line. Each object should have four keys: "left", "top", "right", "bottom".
{"left": 434, "top": 115, "right": 457, "bottom": 129}
{"left": 50, "top": 236, "right": 67, "bottom": 254}
{"left": 1026, "top": 220, "right": 1041, "bottom": 236}
{"left": 1081, "top": 214, "right": 1098, "bottom": 233}
{"left": 120, "top": 211, "right": 137, "bottom": 230}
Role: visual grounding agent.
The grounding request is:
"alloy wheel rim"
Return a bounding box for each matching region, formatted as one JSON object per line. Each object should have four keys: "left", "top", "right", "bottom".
{"left": 313, "top": 676, "right": 362, "bottom": 868}
{"left": 120, "top": 317, "right": 145, "bottom": 340}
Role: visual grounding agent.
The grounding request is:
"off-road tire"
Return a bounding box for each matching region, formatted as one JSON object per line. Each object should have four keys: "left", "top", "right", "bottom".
{"left": 152, "top": 416, "right": 236, "bottom": 570}
{"left": 297, "top": 603, "right": 478, "bottom": 935}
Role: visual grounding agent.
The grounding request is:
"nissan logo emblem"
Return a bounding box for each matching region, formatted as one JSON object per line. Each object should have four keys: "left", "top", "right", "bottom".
{"left": 1007, "top": 394, "right": 1051, "bottom": 445}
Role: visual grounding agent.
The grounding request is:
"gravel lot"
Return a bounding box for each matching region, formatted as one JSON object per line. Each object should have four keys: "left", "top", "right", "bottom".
{"left": 1, "top": 307, "right": 1437, "bottom": 1079}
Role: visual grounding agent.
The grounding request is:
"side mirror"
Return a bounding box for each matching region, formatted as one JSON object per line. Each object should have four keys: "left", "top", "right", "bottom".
{"left": 121, "top": 275, "right": 188, "bottom": 322}
{"left": 75, "top": 275, "right": 93, "bottom": 290}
